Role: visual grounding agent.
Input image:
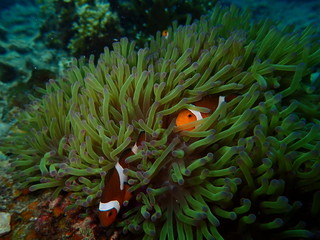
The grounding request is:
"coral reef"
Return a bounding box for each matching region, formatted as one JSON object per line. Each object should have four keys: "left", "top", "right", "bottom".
{"left": 108, "top": 0, "right": 217, "bottom": 47}
{"left": 0, "top": 3, "right": 65, "bottom": 118}
{"left": 69, "top": 0, "right": 120, "bottom": 57}
{"left": 37, "top": 0, "right": 122, "bottom": 57}
{"left": 37, "top": 0, "right": 216, "bottom": 57}
{"left": 2, "top": 3, "right": 320, "bottom": 240}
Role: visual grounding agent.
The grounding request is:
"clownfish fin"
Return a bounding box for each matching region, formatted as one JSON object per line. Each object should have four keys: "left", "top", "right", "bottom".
{"left": 137, "top": 131, "right": 146, "bottom": 146}
{"left": 131, "top": 143, "right": 139, "bottom": 155}
{"left": 118, "top": 148, "right": 132, "bottom": 167}
{"left": 132, "top": 131, "right": 146, "bottom": 154}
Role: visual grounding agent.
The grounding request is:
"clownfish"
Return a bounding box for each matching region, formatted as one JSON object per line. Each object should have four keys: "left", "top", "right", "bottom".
{"left": 175, "top": 94, "right": 237, "bottom": 131}
{"left": 162, "top": 30, "right": 169, "bottom": 39}
{"left": 99, "top": 132, "right": 145, "bottom": 227}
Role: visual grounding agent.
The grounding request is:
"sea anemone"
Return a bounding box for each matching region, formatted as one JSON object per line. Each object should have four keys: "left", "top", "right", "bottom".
{"left": 2, "top": 4, "right": 320, "bottom": 239}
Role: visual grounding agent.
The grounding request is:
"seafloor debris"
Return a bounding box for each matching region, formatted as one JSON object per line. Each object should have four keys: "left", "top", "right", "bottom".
{"left": 0, "top": 212, "right": 11, "bottom": 236}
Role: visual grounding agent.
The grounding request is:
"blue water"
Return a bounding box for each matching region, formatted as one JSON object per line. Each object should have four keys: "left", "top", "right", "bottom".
{"left": 0, "top": 0, "right": 35, "bottom": 10}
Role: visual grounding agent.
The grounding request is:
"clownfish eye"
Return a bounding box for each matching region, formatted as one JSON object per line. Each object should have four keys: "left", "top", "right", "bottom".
{"left": 107, "top": 211, "right": 113, "bottom": 217}
{"left": 187, "top": 114, "right": 193, "bottom": 118}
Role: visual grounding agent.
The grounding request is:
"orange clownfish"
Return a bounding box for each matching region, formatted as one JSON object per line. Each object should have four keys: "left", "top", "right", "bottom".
{"left": 99, "top": 132, "right": 145, "bottom": 227}
{"left": 175, "top": 94, "right": 237, "bottom": 131}
{"left": 162, "top": 30, "right": 169, "bottom": 39}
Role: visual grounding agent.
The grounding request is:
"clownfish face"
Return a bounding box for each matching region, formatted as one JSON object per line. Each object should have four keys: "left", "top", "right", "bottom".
{"left": 162, "top": 30, "right": 169, "bottom": 39}
{"left": 175, "top": 95, "right": 219, "bottom": 131}
{"left": 175, "top": 95, "right": 237, "bottom": 131}
{"left": 175, "top": 109, "right": 198, "bottom": 131}
{"left": 99, "top": 208, "right": 118, "bottom": 227}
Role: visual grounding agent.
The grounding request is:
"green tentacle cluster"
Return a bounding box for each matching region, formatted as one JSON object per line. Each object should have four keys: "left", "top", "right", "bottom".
{"left": 2, "top": 4, "right": 320, "bottom": 239}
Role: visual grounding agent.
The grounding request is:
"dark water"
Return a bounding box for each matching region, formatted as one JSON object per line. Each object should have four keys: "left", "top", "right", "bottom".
{"left": 0, "top": 0, "right": 35, "bottom": 9}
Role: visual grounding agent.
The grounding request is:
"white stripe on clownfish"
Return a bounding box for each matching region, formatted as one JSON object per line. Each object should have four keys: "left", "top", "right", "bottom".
{"left": 98, "top": 132, "right": 146, "bottom": 227}
{"left": 131, "top": 142, "right": 139, "bottom": 155}
{"left": 186, "top": 95, "right": 226, "bottom": 121}
{"left": 188, "top": 109, "right": 203, "bottom": 121}
{"left": 218, "top": 96, "right": 226, "bottom": 108}
{"left": 99, "top": 200, "right": 121, "bottom": 212}
{"left": 115, "top": 162, "right": 127, "bottom": 191}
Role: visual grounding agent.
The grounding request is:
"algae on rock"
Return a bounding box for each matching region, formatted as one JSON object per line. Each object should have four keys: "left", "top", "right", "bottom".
{"left": 37, "top": 0, "right": 122, "bottom": 57}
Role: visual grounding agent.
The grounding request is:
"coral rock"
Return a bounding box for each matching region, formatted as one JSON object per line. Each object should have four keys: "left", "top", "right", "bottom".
{"left": 0, "top": 212, "right": 11, "bottom": 236}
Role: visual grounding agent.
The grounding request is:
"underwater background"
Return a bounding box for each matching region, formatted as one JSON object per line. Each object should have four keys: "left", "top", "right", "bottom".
{"left": 0, "top": 0, "right": 320, "bottom": 239}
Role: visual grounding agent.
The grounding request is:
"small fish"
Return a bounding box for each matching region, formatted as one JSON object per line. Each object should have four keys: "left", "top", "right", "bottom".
{"left": 162, "top": 30, "right": 169, "bottom": 39}
{"left": 175, "top": 94, "right": 237, "bottom": 131}
{"left": 99, "top": 132, "right": 145, "bottom": 227}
